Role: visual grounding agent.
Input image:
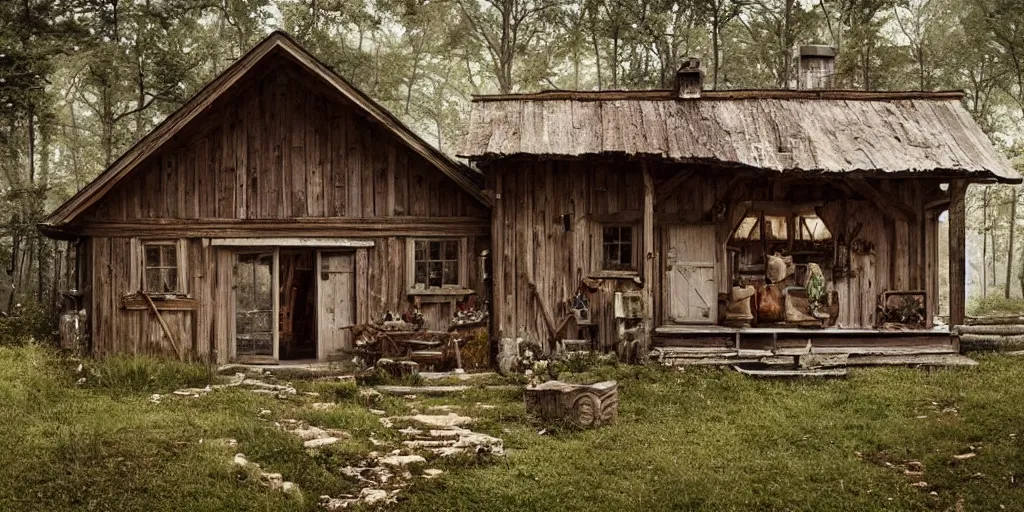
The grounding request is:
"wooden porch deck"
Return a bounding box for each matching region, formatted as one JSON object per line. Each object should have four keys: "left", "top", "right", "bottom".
{"left": 651, "top": 325, "right": 968, "bottom": 367}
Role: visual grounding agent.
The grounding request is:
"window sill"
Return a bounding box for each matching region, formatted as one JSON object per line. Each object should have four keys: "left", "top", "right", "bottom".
{"left": 121, "top": 293, "right": 196, "bottom": 311}
{"left": 406, "top": 287, "right": 476, "bottom": 297}
{"left": 588, "top": 270, "right": 641, "bottom": 280}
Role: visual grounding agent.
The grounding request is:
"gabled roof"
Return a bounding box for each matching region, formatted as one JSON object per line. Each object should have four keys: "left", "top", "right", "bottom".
{"left": 42, "top": 31, "right": 488, "bottom": 229}
{"left": 461, "top": 89, "right": 1021, "bottom": 184}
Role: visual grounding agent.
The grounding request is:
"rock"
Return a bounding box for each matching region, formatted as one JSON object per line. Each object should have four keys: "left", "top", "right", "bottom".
{"left": 369, "top": 409, "right": 387, "bottom": 415}
{"left": 953, "top": 452, "right": 977, "bottom": 461}
{"left": 149, "top": 394, "right": 162, "bottom": 403}
{"left": 398, "top": 427, "right": 423, "bottom": 436}
{"left": 304, "top": 437, "right": 340, "bottom": 449}
{"left": 393, "top": 413, "right": 474, "bottom": 428}
{"left": 905, "top": 461, "right": 924, "bottom": 473}
{"left": 240, "top": 379, "right": 297, "bottom": 395}
{"left": 233, "top": 453, "right": 249, "bottom": 466}
{"left": 281, "top": 481, "right": 301, "bottom": 498}
{"left": 311, "top": 402, "right": 335, "bottom": 410}
{"left": 909, "top": 481, "right": 929, "bottom": 488}
{"left": 290, "top": 425, "right": 329, "bottom": 441}
{"left": 258, "top": 409, "right": 272, "bottom": 416}
{"left": 358, "top": 488, "right": 392, "bottom": 505}
{"left": 423, "top": 468, "right": 444, "bottom": 478}
{"left": 260, "top": 472, "right": 284, "bottom": 490}
{"left": 358, "top": 388, "right": 383, "bottom": 406}
{"left": 377, "top": 454, "right": 426, "bottom": 467}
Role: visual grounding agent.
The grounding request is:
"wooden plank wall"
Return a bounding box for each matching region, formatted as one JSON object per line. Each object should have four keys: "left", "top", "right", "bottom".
{"left": 489, "top": 160, "right": 645, "bottom": 352}
{"left": 93, "top": 235, "right": 488, "bottom": 362}
{"left": 80, "top": 59, "right": 490, "bottom": 362}
{"left": 83, "top": 60, "right": 486, "bottom": 223}
{"left": 90, "top": 237, "right": 206, "bottom": 359}
{"left": 488, "top": 159, "right": 941, "bottom": 350}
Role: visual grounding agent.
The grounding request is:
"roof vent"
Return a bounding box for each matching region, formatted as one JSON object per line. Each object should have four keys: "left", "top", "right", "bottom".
{"left": 798, "top": 45, "right": 836, "bottom": 90}
{"left": 675, "top": 57, "right": 703, "bottom": 99}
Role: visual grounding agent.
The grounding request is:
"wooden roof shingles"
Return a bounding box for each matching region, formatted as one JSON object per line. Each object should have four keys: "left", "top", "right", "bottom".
{"left": 460, "top": 91, "right": 1021, "bottom": 183}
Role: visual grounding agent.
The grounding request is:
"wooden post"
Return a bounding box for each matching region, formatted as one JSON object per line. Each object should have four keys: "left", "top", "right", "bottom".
{"left": 641, "top": 163, "right": 655, "bottom": 355}
{"left": 948, "top": 180, "right": 967, "bottom": 327}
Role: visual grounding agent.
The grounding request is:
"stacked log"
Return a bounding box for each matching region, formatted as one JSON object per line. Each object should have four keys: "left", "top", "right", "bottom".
{"left": 954, "top": 324, "right": 1024, "bottom": 352}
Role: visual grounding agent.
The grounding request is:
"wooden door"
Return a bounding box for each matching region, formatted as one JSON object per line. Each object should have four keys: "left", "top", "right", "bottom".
{"left": 664, "top": 224, "right": 717, "bottom": 324}
{"left": 233, "top": 250, "right": 279, "bottom": 362}
{"left": 316, "top": 251, "right": 356, "bottom": 360}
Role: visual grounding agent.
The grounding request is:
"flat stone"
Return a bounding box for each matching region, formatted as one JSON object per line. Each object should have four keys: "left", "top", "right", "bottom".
{"left": 953, "top": 452, "right": 977, "bottom": 461}
{"left": 423, "top": 468, "right": 444, "bottom": 478}
{"left": 394, "top": 413, "right": 475, "bottom": 428}
{"left": 233, "top": 453, "right": 249, "bottom": 466}
{"left": 369, "top": 409, "right": 387, "bottom": 415}
{"left": 310, "top": 402, "right": 336, "bottom": 410}
{"left": 303, "top": 437, "right": 340, "bottom": 449}
{"left": 377, "top": 454, "right": 426, "bottom": 467}
{"left": 290, "top": 425, "right": 329, "bottom": 441}
{"left": 398, "top": 427, "right": 423, "bottom": 436}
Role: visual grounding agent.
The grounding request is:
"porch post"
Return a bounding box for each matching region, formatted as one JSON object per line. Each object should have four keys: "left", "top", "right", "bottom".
{"left": 948, "top": 179, "right": 967, "bottom": 327}
{"left": 642, "top": 162, "right": 655, "bottom": 355}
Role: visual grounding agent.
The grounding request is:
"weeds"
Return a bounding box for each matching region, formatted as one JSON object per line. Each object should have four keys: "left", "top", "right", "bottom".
{"left": 82, "top": 355, "right": 212, "bottom": 393}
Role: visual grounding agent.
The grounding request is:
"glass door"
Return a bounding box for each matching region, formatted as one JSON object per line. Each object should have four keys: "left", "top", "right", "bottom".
{"left": 233, "top": 250, "right": 278, "bottom": 361}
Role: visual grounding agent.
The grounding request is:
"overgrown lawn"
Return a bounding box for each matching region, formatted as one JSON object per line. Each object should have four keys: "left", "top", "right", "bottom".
{"left": 1, "top": 344, "right": 1022, "bottom": 511}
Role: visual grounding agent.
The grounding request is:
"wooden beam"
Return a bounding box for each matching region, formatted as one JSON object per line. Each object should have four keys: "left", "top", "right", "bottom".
{"left": 655, "top": 169, "right": 696, "bottom": 202}
{"left": 642, "top": 163, "right": 655, "bottom": 355}
{"left": 211, "top": 237, "right": 375, "bottom": 247}
{"left": 59, "top": 217, "right": 490, "bottom": 239}
{"left": 949, "top": 180, "right": 967, "bottom": 327}
{"left": 842, "top": 179, "right": 916, "bottom": 222}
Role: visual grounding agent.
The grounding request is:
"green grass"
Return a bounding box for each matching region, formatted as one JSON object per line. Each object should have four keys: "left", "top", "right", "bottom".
{"left": 967, "top": 295, "right": 1024, "bottom": 317}
{"left": 397, "top": 358, "right": 1024, "bottom": 512}
{"left": 1, "top": 344, "right": 1023, "bottom": 511}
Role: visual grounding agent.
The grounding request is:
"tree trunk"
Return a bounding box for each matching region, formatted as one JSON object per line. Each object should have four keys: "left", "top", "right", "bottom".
{"left": 1006, "top": 187, "right": 1017, "bottom": 299}
{"left": 983, "top": 186, "right": 989, "bottom": 297}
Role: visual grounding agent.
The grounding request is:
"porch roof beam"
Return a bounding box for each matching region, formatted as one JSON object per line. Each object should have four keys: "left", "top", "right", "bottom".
{"left": 211, "top": 238, "right": 375, "bottom": 247}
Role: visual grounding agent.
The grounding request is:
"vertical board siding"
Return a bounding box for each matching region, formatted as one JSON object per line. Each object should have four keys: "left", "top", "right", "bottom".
{"left": 83, "top": 60, "right": 485, "bottom": 223}
{"left": 490, "top": 162, "right": 936, "bottom": 351}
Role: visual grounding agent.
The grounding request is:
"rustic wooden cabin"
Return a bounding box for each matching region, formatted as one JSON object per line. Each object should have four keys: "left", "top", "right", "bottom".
{"left": 39, "top": 32, "right": 490, "bottom": 364}
{"left": 461, "top": 47, "right": 1021, "bottom": 364}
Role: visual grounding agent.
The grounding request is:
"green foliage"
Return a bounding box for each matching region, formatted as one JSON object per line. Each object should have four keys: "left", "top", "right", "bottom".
{"left": 967, "top": 294, "right": 1024, "bottom": 316}
{"left": 0, "top": 302, "right": 56, "bottom": 345}
{"left": 82, "top": 355, "right": 211, "bottom": 393}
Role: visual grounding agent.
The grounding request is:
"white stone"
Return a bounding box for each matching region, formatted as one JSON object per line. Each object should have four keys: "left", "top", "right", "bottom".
{"left": 378, "top": 454, "right": 426, "bottom": 467}
{"left": 396, "top": 413, "right": 474, "bottom": 428}
{"left": 291, "top": 425, "right": 329, "bottom": 441}
{"left": 311, "top": 402, "right": 335, "bottom": 410}
{"left": 423, "top": 468, "right": 444, "bottom": 478}
{"left": 304, "top": 437, "right": 340, "bottom": 449}
{"left": 369, "top": 409, "right": 387, "bottom": 415}
{"left": 233, "top": 453, "right": 249, "bottom": 466}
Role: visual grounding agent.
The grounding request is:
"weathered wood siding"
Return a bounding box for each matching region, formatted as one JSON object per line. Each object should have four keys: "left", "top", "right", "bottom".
{"left": 83, "top": 60, "right": 485, "bottom": 222}
{"left": 82, "top": 59, "right": 489, "bottom": 362}
{"left": 487, "top": 158, "right": 942, "bottom": 350}
{"left": 489, "top": 160, "right": 646, "bottom": 351}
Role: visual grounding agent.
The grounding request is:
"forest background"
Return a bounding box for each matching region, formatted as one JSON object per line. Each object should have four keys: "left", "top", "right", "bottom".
{"left": 3, "top": 0, "right": 1024, "bottom": 335}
